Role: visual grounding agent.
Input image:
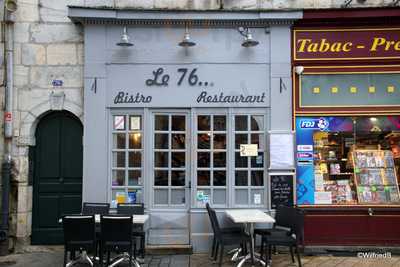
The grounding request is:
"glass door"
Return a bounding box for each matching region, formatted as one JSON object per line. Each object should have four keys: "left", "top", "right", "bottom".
{"left": 152, "top": 112, "right": 189, "bottom": 208}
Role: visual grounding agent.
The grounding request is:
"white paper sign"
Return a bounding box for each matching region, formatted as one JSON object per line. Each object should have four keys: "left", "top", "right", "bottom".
{"left": 254, "top": 194, "right": 261, "bottom": 205}
{"left": 269, "top": 133, "right": 294, "bottom": 169}
{"left": 130, "top": 116, "right": 141, "bottom": 130}
{"left": 314, "top": 192, "right": 332, "bottom": 204}
{"left": 240, "top": 144, "right": 258, "bottom": 157}
{"left": 314, "top": 173, "right": 324, "bottom": 191}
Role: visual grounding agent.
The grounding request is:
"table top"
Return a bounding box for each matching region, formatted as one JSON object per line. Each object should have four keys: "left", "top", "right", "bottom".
{"left": 59, "top": 214, "right": 149, "bottom": 224}
{"left": 225, "top": 209, "right": 275, "bottom": 224}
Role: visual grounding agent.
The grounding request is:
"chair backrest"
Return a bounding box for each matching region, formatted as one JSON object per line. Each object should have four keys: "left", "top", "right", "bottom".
{"left": 82, "top": 202, "right": 110, "bottom": 215}
{"left": 293, "top": 209, "right": 305, "bottom": 244}
{"left": 63, "top": 215, "right": 96, "bottom": 245}
{"left": 205, "top": 203, "right": 221, "bottom": 236}
{"left": 117, "top": 203, "right": 144, "bottom": 215}
{"left": 100, "top": 215, "right": 133, "bottom": 243}
{"left": 275, "top": 205, "right": 296, "bottom": 229}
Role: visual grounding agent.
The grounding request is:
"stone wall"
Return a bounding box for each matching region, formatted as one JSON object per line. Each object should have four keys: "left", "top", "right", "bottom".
{"left": 68, "top": 0, "right": 393, "bottom": 10}
{"left": 9, "top": 0, "right": 83, "bottom": 250}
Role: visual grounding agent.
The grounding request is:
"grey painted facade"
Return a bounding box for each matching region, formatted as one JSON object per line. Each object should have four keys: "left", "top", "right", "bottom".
{"left": 70, "top": 7, "right": 299, "bottom": 252}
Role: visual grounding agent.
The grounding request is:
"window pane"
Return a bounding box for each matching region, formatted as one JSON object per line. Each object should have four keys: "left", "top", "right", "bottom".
{"left": 154, "top": 189, "right": 168, "bottom": 204}
{"left": 235, "top": 134, "right": 248, "bottom": 149}
{"left": 198, "top": 115, "right": 210, "bottom": 131}
{"left": 198, "top": 152, "right": 210, "bottom": 167}
{"left": 197, "top": 171, "right": 210, "bottom": 186}
{"left": 235, "top": 190, "right": 248, "bottom": 205}
{"left": 155, "top": 152, "right": 168, "bottom": 168}
{"left": 235, "top": 115, "right": 248, "bottom": 131}
{"left": 214, "top": 134, "right": 226, "bottom": 149}
{"left": 235, "top": 171, "right": 248, "bottom": 186}
{"left": 214, "top": 189, "right": 226, "bottom": 204}
{"left": 129, "top": 133, "right": 142, "bottom": 149}
{"left": 214, "top": 171, "right": 226, "bottom": 186}
{"left": 198, "top": 134, "right": 210, "bottom": 149}
{"left": 251, "top": 171, "right": 264, "bottom": 186}
{"left": 155, "top": 133, "right": 169, "bottom": 149}
{"left": 172, "top": 115, "right": 185, "bottom": 131}
{"left": 128, "top": 152, "right": 141, "bottom": 167}
{"left": 171, "top": 171, "right": 185, "bottom": 186}
{"left": 112, "top": 170, "right": 125, "bottom": 186}
{"left": 251, "top": 154, "right": 264, "bottom": 168}
{"left": 114, "top": 115, "right": 125, "bottom": 130}
{"left": 172, "top": 134, "right": 185, "bottom": 149}
{"left": 214, "top": 116, "right": 226, "bottom": 131}
{"left": 154, "top": 170, "right": 168, "bottom": 186}
{"left": 213, "top": 152, "right": 226, "bottom": 167}
{"left": 251, "top": 134, "right": 265, "bottom": 150}
{"left": 251, "top": 116, "right": 264, "bottom": 131}
{"left": 113, "top": 133, "right": 126, "bottom": 149}
{"left": 171, "top": 189, "right": 185, "bottom": 204}
{"left": 155, "top": 115, "right": 169, "bottom": 131}
{"left": 129, "top": 116, "right": 141, "bottom": 130}
{"left": 172, "top": 152, "right": 185, "bottom": 168}
{"left": 128, "top": 170, "right": 141, "bottom": 186}
{"left": 113, "top": 152, "right": 125, "bottom": 167}
{"left": 235, "top": 152, "right": 248, "bottom": 168}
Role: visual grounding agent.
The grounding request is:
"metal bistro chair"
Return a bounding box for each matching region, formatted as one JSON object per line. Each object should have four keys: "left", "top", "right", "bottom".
{"left": 117, "top": 203, "right": 146, "bottom": 259}
{"left": 206, "top": 203, "right": 250, "bottom": 266}
{"left": 82, "top": 202, "right": 110, "bottom": 215}
{"left": 100, "top": 215, "right": 134, "bottom": 267}
{"left": 62, "top": 215, "right": 96, "bottom": 267}
{"left": 257, "top": 205, "right": 304, "bottom": 267}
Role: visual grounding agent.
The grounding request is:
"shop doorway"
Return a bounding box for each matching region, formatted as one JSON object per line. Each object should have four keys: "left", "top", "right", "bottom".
{"left": 149, "top": 111, "right": 191, "bottom": 245}
{"left": 31, "top": 111, "right": 83, "bottom": 244}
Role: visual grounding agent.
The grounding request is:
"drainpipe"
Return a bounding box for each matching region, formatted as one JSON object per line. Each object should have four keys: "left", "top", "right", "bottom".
{"left": 0, "top": 0, "right": 17, "bottom": 256}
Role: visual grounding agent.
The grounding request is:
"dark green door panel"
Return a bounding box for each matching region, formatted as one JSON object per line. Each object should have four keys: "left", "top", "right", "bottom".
{"left": 31, "top": 111, "right": 83, "bottom": 244}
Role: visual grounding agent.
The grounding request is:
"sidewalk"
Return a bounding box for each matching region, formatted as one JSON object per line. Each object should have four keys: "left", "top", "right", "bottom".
{"left": 0, "top": 246, "right": 399, "bottom": 267}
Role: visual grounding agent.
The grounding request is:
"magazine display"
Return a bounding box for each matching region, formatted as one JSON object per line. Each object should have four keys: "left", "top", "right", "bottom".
{"left": 353, "top": 150, "right": 400, "bottom": 204}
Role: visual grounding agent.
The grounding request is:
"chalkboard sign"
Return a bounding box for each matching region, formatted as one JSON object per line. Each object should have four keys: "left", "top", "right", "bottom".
{"left": 270, "top": 174, "right": 295, "bottom": 209}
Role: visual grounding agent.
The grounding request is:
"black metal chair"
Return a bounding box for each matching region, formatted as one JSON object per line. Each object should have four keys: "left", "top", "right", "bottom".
{"left": 117, "top": 203, "right": 146, "bottom": 259}
{"left": 62, "top": 215, "right": 96, "bottom": 267}
{"left": 258, "top": 206, "right": 304, "bottom": 267}
{"left": 100, "top": 215, "right": 133, "bottom": 267}
{"left": 206, "top": 203, "right": 250, "bottom": 266}
{"left": 82, "top": 202, "right": 110, "bottom": 215}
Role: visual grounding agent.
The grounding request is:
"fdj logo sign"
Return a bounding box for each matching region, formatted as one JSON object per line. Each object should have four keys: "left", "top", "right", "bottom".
{"left": 300, "top": 118, "right": 329, "bottom": 131}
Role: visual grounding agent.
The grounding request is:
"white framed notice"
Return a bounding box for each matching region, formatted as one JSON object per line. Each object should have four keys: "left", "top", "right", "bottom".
{"left": 269, "top": 131, "right": 295, "bottom": 170}
{"left": 240, "top": 144, "right": 258, "bottom": 157}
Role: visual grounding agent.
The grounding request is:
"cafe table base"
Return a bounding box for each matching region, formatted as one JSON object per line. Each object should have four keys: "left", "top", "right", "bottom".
{"left": 236, "top": 223, "right": 266, "bottom": 267}
{"left": 66, "top": 251, "right": 94, "bottom": 267}
{"left": 109, "top": 252, "right": 140, "bottom": 267}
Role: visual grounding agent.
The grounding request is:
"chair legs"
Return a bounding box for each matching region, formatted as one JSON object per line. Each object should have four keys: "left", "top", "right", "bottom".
{"left": 218, "top": 244, "right": 224, "bottom": 267}
{"left": 210, "top": 237, "right": 216, "bottom": 259}
{"left": 63, "top": 250, "right": 68, "bottom": 267}
{"left": 295, "top": 244, "right": 302, "bottom": 267}
{"left": 290, "top": 245, "right": 295, "bottom": 263}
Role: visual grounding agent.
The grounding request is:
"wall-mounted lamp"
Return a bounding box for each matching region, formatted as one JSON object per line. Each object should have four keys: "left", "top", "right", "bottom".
{"left": 179, "top": 26, "right": 196, "bottom": 47}
{"left": 238, "top": 27, "right": 259, "bottom": 47}
{"left": 294, "top": 66, "right": 304, "bottom": 75}
{"left": 116, "top": 27, "right": 133, "bottom": 47}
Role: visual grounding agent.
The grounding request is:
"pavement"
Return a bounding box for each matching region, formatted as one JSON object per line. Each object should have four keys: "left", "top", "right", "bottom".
{"left": 0, "top": 246, "right": 399, "bottom": 267}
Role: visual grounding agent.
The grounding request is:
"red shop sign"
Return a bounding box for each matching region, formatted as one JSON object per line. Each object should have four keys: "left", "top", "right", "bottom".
{"left": 293, "top": 28, "right": 400, "bottom": 61}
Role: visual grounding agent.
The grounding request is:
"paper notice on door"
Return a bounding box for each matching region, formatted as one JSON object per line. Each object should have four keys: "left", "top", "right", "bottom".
{"left": 240, "top": 144, "right": 258, "bottom": 156}
{"left": 314, "top": 192, "right": 332, "bottom": 204}
{"left": 254, "top": 194, "right": 261, "bottom": 205}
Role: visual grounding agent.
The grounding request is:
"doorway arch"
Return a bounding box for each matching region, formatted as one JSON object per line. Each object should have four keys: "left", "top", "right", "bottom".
{"left": 31, "top": 111, "right": 83, "bottom": 244}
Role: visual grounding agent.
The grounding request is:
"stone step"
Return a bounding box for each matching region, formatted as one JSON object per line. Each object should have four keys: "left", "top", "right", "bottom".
{"left": 146, "top": 244, "right": 193, "bottom": 255}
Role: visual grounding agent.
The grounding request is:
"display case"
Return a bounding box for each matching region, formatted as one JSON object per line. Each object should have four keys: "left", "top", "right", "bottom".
{"left": 353, "top": 150, "right": 400, "bottom": 204}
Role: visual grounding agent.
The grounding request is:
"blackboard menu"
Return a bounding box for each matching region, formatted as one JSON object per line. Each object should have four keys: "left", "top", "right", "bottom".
{"left": 270, "top": 174, "right": 294, "bottom": 209}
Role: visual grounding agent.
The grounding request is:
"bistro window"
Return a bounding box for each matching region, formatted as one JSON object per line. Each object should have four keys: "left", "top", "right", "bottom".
{"left": 111, "top": 114, "right": 143, "bottom": 204}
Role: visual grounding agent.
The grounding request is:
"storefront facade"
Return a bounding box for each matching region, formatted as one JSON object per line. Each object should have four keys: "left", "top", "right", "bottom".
{"left": 293, "top": 9, "right": 400, "bottom": 248}
{"left": 68, "top": 8, "right": 300, "bottom": 251}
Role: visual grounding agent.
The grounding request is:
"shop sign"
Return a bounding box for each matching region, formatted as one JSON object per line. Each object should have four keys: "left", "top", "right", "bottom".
{"left": 293, "top": 28, "right": 400, "bottom": 61}
{"left": 297, "top": 145, "right": 313, "bottom": 151}
{"left": 299, "top": 118, "right": 329, "bottom": 131}
{"left": 107, "top": 64, "right": 269, "bottom": 108}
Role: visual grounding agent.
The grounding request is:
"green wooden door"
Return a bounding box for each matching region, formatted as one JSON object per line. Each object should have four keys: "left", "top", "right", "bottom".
{"left": 31, "top": 111, "right": 83, "bottom": 244}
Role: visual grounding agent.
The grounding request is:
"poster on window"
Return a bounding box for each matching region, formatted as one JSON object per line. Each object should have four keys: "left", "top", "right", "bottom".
{"left": 269, "top": 132, "right": 295, "bottom": 170}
